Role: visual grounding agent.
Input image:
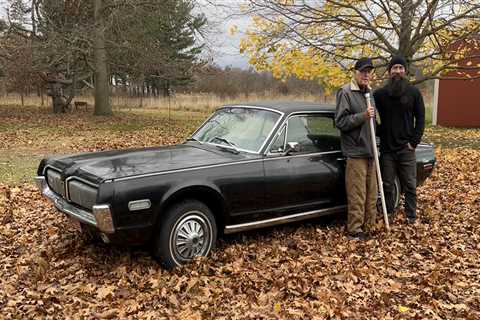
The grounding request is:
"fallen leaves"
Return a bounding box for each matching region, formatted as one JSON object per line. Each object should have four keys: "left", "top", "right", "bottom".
{"left": 0, "top": 105, "right": 205, "bottom": 154}
{"left": 1, "top": 106, "right": 480, "bottom": 318}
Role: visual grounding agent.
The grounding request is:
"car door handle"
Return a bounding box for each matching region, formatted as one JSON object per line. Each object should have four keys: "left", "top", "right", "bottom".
{"left": 336, "top": 157, "right": 346, "bottom": 161}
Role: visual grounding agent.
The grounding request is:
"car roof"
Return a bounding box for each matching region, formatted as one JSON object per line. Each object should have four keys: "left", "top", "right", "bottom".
{"left": 222, "top": 101, "right": 335, "bottom": 115}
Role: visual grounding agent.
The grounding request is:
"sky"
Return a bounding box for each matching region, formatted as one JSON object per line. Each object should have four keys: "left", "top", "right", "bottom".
{"left": 197, "top": 0, "right": 252, "bottom": 69}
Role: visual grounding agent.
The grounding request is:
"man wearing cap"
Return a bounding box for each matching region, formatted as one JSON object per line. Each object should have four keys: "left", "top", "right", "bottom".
{"left": 335, "top": 57, "right": 377, "bottom": 240}
{"left": 373, "top": 56, "right": 425, "bottom": 224}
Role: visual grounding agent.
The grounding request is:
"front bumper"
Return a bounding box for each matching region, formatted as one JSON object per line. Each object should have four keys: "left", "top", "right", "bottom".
{"left": 35, "top": 176, "right": 115, "bottom": 234}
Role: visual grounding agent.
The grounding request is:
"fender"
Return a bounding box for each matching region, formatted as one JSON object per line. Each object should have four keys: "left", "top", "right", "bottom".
{"left": 155, "top": 180, "right": 228, "bottom": 226}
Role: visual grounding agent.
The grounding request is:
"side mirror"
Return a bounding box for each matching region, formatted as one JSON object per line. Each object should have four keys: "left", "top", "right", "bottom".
{"left": 284, "top": 142, "right": 300, "bottom": 155}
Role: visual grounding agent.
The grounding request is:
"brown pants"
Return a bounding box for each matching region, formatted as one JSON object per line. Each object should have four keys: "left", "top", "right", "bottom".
{"left": 345, "top": 158, "right": 378, "bottom": 235}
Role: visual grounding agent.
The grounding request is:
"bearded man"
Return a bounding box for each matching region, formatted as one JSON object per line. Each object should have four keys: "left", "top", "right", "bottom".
{"left": 373, "top": 56, "right": 425, "bottom": 224}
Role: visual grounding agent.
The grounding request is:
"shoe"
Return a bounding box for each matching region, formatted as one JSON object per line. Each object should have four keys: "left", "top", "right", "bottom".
{"left": 407, "top": 217, "right": 417, "bottom": 225}
{"left": 347, "top": 232, "right": 368, "bottom": 241}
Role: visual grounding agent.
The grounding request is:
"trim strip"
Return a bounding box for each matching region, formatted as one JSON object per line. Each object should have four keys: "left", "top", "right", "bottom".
{"left": 43, "top": 164, "right": 61, "bottom": 176}
{"left": 114, "top": 158, "right": 263, "bottom": 181}
{"left": 223, "top": 205, "right": 346, "bottom": 234}
{"left": 263, "top": 150, "right": 341, "bottom": 161}
{"left": 66, "top": 176, "right": 99, "bottom": 188}
{"left": 114, "top": 150, "right": 342, "bottom": 182}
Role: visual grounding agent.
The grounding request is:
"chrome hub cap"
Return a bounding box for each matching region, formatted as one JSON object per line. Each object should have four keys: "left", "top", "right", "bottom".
{"left": 172, "top": 212, "right": 211, "bottom": 260}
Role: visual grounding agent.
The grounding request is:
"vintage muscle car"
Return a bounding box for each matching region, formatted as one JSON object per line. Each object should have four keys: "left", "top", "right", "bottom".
{"left": 35, "top": 102, "right": 436, "bottom": 268}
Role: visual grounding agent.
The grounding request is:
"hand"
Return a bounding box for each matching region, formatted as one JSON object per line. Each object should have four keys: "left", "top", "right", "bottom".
{"left": 365, "top": 105, "right": 375, "bottom": 119}
{"left": 407, "top": 143, "right": 415, "bottom": 150}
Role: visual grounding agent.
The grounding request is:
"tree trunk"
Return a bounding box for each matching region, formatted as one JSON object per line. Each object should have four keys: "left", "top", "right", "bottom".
{"left": 52, "top": 95, "right": 65, "bottom": 113}
{"left": 163, "top": 80, "right": 170, "bottom": 97}
{"left": 399, "top": 0, "right": 414, "bottom": 59}
{"left": 93, "top": 0, "right": 112, "bottom": 116}
{"left": 48, "top": 81, "right": 67, "bottom": 113}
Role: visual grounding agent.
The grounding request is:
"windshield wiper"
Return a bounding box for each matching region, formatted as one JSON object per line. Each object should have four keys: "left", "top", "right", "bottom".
{"left": 215, "top": 145, "right": 239, "bottom": 154}
{"left": 210, "top": 136, "right": 240, "bottom": 154}
{"left": 210, "top": 136, "right": 236, "bottom": 147}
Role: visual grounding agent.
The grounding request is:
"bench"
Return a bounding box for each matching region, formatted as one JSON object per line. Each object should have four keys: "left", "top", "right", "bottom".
{"left": 74, "top": 101, "right": 89, "bottom": 111}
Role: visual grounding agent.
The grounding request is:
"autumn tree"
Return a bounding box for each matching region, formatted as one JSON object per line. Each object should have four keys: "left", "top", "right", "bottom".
{"left": 240, "top": 0, "right": 480, "bottom": 92}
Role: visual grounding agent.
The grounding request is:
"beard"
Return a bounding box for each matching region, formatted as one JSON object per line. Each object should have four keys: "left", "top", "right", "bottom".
{"left": 386, "top": 75, "right": 409, "bottom": 98}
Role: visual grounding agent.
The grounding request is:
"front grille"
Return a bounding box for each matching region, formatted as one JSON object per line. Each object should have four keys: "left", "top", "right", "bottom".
{"left": 46, "top": 169, "right": 66, "bottom": 197}
{"left": 68, "top": 179, "right": 97, "bottom": 210}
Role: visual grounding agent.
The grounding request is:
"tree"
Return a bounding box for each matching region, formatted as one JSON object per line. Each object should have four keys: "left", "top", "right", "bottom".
{"left": 2, "top": 0, "right": 97, "bottom": 113}
{"left": 107, "top": 0, "right": 206, "bottom": 97}
{"left": 93, "top": 0, "right": 110, "bottom": 115}
{"left": 240, "top": 0, "right": 480, "bottom": 91}
{"left": 1, "top": 0, "right": 207, "bottom": 114}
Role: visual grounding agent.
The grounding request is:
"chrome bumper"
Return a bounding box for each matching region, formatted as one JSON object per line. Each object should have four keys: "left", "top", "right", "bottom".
{"left": 35, "top": 176, "right": 115, "bottom": 233}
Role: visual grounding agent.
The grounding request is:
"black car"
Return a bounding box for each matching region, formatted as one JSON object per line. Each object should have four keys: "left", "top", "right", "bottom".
{"left": 35, "top": 102, "right": 436, "bottom": 268}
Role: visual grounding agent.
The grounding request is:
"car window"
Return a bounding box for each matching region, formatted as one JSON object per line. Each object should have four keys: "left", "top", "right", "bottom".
{"left": 269, "top": 126, "right": 286, "bottom": 153}
{"left": 286, "top": 115, "right": 340, "bottom": 153}
{"left": 193, "top": 107, "right": 281, "bottom": 153}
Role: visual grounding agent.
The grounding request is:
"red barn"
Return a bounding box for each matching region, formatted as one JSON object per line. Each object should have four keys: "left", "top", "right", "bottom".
{"left": 432, "top": 37, "right": 480, "bottom": 127}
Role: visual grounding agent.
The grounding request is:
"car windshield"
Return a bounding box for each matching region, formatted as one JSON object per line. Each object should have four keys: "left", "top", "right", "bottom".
{"left": 192, "top": 107, "right": 281, "bottom": 153}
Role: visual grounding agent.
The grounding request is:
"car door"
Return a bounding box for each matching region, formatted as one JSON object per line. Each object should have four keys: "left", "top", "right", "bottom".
{"left": 263, "top": 113, "right": 345, "bottom": 214}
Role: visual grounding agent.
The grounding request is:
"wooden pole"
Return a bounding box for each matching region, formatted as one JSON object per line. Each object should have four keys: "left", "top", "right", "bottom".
{"left": 365, "top": 93, "right": 390, "bottom": 231}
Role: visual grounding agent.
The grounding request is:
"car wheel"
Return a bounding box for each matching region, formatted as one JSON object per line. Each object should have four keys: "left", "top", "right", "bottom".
{"left": 153, "top": 199, "right": 217, "bottom": 269}
{"left": 377, "top": 177, "right": 401, "bottom": 213}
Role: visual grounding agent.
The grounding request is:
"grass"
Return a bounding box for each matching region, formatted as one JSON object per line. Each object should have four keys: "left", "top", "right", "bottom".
{"left": 0, "top": 102, "right": 211, "bottom": 185}
{"left": 0, "top": 94, "right": 477, "bottom": 185}
{"left": 425, "top": 104, "right": 433, "bottom": 127}
{"left": 0, "top": 153, "right": 44, "bottom": 185}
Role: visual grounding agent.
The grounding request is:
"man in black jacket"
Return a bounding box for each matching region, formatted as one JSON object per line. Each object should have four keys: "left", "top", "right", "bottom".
{"left": 373, "top": 56, "right": 425, "bottom": 224}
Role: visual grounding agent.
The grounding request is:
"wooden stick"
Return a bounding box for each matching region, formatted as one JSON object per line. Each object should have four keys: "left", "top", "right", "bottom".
{"left": 365, "top": 93, "right": 390, "bottom": 231}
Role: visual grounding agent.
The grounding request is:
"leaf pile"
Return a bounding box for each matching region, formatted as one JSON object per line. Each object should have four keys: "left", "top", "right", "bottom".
{"left": 1, "top": 147, "right": 479, "bottom": 318}
{"left": 424, "top": 127, "right": 480, "bottom": 149}
{"left": 0, "top": 105, "right": 205, "bottom": 153}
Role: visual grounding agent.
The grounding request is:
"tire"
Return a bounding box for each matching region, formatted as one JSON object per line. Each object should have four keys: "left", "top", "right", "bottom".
{"left": 153, "top": 199, "right": 217, "bottom": 269}
{"left": 377, "top": 177, "right": 401, "bottom": 213}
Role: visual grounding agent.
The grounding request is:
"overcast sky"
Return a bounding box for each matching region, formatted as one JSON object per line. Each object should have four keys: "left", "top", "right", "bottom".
{"left": 197, "top": 0, "right": 252, "bottom": 69}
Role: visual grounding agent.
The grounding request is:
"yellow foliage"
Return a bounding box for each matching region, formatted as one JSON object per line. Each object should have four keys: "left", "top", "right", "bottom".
{"left": 240, "top": 0, "right": 480, "bottom": 86}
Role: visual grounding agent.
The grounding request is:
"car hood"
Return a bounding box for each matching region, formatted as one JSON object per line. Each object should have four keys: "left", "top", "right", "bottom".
{"left": 42, "top": 143, "right": 254, "bottom": 183}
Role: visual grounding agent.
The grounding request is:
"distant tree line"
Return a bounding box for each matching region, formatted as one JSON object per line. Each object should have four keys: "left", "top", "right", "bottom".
{"left": 185, "top": 65, "right": 326, "bottom": 98}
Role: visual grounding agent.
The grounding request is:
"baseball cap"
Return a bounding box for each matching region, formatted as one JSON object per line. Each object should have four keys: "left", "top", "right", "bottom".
{"left": 354, "top": 58, "right": 374, "bottom": 71}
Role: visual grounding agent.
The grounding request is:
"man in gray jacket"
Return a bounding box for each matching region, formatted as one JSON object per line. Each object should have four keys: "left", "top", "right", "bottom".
{"left": 335, "top": 57, "right": 377, "bottom": 240}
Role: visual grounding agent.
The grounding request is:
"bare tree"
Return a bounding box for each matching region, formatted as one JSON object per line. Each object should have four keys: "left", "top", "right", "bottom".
{"left": 242, "top": 0, "right": 480, "bottom": 83}
{"left": 93, "top": 0, "right": 110, "bottom": 115}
